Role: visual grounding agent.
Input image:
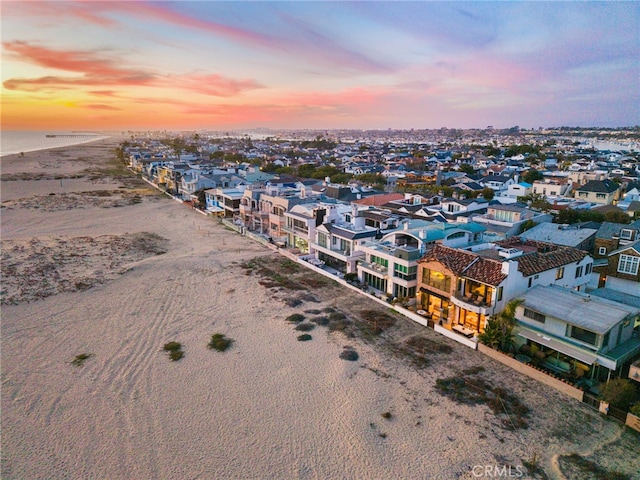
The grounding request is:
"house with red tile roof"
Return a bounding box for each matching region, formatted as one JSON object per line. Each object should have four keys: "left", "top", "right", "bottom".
{"left": 416, "top": 238, "right": 593, "bottom": 336}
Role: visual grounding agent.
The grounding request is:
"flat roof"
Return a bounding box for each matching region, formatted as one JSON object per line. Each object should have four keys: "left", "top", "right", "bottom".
{"left": 520, "top": 285, "right": 638, "bottom": 334}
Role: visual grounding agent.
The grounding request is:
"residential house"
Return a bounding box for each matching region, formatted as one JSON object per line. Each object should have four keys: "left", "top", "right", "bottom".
{"left": 179, "top": 171, "right": 244, "bottom": 201}
{"left": 617, "top": 183, "right": 640, "bottom": 215}
{"left": 416, "top": 239, "right": 592, "bottom": 334}
{"left": 518, "top": 223, "right": 598, "bottom": 251}
{"left": 257, "top": 192, "right": 317, "bottom": 243}
{"left": 480, "top": 174, "right": 516, "bottom": 192}
{"left": 471, "top": 203, "right": 551, "bottom": 239}
{"left": 514, "top": 285, "right": 640, "bottom": 384}
{"left": 311, "top": 207, "right": 380, "bottom": 274}
{"left": 574, "top": 179, "right": 621, "bottom": 205}
{"left": 204, "top": 187, "right": 245, "bottom": 217}
{"left": 501, "top": 181, "right": 532, "bottom": 201}
{"left": 283, "top": 201, "right": 348, "bottom": 254}
{"left": 593, "top": 220, "right": 640, "bottom": 259}
{"left": 355, "top": 220, "right": 486, "bottom": 300}
{"left": 596, "top": 240, "right": 640, "bottom": 295}
{"left": 532, "top": 178, "right": 571, "bottom": 198}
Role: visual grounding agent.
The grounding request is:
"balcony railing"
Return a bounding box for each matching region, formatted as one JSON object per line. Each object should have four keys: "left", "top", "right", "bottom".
{"left": 452, "top": 291, "right": 492, "bottom": 309}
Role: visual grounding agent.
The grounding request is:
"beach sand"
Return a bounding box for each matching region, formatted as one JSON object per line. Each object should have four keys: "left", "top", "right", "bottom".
{"left": 1, "top": 140, "right": 638, "bottom": 479}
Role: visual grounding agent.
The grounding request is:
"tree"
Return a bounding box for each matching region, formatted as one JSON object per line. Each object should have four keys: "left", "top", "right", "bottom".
{"left": 604, "top": 211, "right": 631, "bottom": 225}
{"left": 519, "top": 219, "right": 537, "bottom": 233}
{"left": 171, "top": 137, "right": 186, "bottom": 161}
{"left": 195, "top": 189, "right": 207, "bottom": 210}
{"left": 522, "top": 169, "right": 544, "bottom": 184}
{"left": 458, "top": 163, "right": 475, "bottom": 175}
{"left": 518, "top": 193, "right": 552, "bottom": 212}
{"left": 600, "top": 378, "right": 639, "bottom": 410}
{"left": 478, "top": 299, "right": 523, "bottom": 353}
{"left": 480, "top": 188, "right": 495, "bottom": 200}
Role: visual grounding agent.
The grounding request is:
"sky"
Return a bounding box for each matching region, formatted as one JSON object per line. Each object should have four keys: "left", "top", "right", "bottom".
{"left": 1, "top": 1, "right": 639, "bottom": 131}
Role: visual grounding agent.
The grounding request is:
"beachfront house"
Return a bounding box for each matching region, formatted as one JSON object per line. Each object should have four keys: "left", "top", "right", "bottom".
{"left": 204, "top": 187, "right": 245, "bottom": 217}
{"left": 415, "top": 239, "right": 592, "bottom": 335}
{"left": 514, "top": 285, "right": 640, "bottom": 387}
{"left": 355, "top": 220, "right": 486, "bottom": 301}
{"left": 282, "top": 201, "right": 347, "bottom": 254}
{"left": 311, "top": 206, "right": 380, "bottom": 274}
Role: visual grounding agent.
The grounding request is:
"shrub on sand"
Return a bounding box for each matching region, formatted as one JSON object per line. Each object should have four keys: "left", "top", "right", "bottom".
{"left": 71, "top": 353, "right": 92, "bottom": 366}
{"left": 169, "top": 350, "right": 184, "bottom": 361}
{"left": 339, "top": 347, "right": 359, "bottom": 361}
{"left": 297, "top": 334, "right": 312, "bottom": 342}
{"left": 163, "top": 341, "right": 182, "bottom": 352}
{"left": 294, "top": 323, "right": 315, "bottom": 332}
{"left": 285, "top": 313, "right": 305, "bottom": 324}
{"left": 208, "top": 333, "right": 234, "bottom": 352}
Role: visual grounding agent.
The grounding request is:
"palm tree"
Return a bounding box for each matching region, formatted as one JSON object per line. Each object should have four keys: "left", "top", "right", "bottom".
{"left": 478, "top": 299, "right": 523, "bottom": 352}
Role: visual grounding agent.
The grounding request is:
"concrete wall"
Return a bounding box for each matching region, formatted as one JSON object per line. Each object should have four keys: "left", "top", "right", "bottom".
{"left": 434, "top": 324, "right": 478, "bottom": 349}
{"left": 626, "top": 413, "right": 640, "bottom": 433}
{"left": 477, "top": 343, "right": 585, "bottom": 401}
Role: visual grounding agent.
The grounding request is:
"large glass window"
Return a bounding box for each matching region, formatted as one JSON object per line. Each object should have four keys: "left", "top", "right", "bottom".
{"left": 618, "top": 254, "right": 639, "bottom": 275}
{"left": 524, "top": 308, "right": 545, "bottom": 323}
{"left": 422, "top": 268, "right": 451, "bottom": 292}
{"left": 568, "top": 325, "right": 597, "bottom": 346}
{"left": 371, "top": 255, "right": 389, "bottom": 267}
{"left": 364, "top": 272, "right": 387, "bottom": 292}
{"left": 394, "top": 263, "right": 417, "bottom": 280}
{"left": 317, "top": 232, "right": 327, "bottom": 248}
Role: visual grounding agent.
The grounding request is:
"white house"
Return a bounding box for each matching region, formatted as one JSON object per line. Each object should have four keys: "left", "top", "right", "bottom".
{"left": 514, "top": 285, "right": 640, "bottom": 383}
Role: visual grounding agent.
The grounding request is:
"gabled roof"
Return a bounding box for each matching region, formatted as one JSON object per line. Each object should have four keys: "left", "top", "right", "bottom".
{"left": 353, "top": 193, "right": 404, "bottom": 206}
{"left": 596, "top": 220, "right": 640, "bottom": 239}
{"left": 575, "top": 179, "right": 620, "bottom": 193}
{"left": 419, "top": 244, "right": 507, "bottom": 286}
{"left": 609, "top": 240, "right": 640, "bottom": 257}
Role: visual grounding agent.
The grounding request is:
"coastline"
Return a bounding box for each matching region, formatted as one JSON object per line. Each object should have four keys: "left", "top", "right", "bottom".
{"left": 1, "top": 140, "right": 639, "bottom": 479}
{"left": 0, "top": 132, "right": 115, "bottom": 158}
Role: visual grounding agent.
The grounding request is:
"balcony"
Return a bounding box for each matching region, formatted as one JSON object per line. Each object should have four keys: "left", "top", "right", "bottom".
{"left": 451, "top": 292, "right": 491, "bottom": 314}
{"left": 358, "top": 261, "right": 388, "bottom": 277}
{"left": 282, "top": 224, "right": 309, "bottom": 236}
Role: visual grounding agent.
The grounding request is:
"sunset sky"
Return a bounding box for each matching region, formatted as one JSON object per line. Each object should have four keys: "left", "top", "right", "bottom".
{"left": 2, "top": 1, "right": 638, "bottom": 131}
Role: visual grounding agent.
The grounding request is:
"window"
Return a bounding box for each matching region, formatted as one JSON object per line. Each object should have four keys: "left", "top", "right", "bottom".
{"left": 568, "top": 325, "right": 597, "bottom": 346}
{"left": 497, "top": 286, "right": 503, "bottom": 301}
{"left": 595, "top": 193, "right": 606, "bottom": 199}
{"left": 524, "top": 308, "right": 545, "bottom": 323}
{"left": 586, "top": 263, "right": 592, "bottom": 275}
{"left": 617, "top": 254, "right": 639, "bottom": 275}
{"left": 575, "top": 266, "right": 583, "bottom": 278}
{"left": 371, "top": 255, "right": 388, "bottom": 267}
{"left": 620, "top": 229, "right": 634, "bottom": 240}
{"left": 598, "top": 247, "right": 607, "bottom": 256}
{"left": 602, "top": 331, "right": 610, "bottom": 348}
{"left": 556, "top": 267, "right": 564, "bottom": 280}
{"left": 393, "top": 264, "right": 417, "bottom": 281}
{"left": 528, "top": 277, "right": 533, "bottom": 288}
{"left": 422, "top": 268, "right": 451, "bottom": 292}
{"left": 318, "top": 232, "right": 327, "bottom": 248}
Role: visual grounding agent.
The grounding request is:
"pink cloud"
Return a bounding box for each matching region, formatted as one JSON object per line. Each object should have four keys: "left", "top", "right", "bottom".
{"left": 170, "top": 74, "right": 263, "bottom": 97}
{"left": 3, "top": 41, "right": 262, "bottom": 97}
{"left": 85, "top": 104, "right": 121, "bottom": 111}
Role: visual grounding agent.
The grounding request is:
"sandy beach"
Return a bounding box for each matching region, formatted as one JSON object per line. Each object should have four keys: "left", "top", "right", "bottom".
{"left": 2, "top": 140, "right": 639, "bottom": 480}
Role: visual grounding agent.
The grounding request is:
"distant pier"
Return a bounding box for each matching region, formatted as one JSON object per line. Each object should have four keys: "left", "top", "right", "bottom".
{"left": 45, "top": 134, "right": 98, "bottom": 138}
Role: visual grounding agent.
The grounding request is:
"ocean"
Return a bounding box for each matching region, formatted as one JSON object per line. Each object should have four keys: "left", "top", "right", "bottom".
{"left": 0, "top": 130, "right": 110, "bottom": 157}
